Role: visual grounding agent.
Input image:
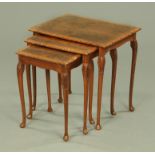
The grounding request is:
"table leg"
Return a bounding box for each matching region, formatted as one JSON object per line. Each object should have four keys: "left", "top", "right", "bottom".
{"left": 26, "top": 64, "right": 33, "bottom": 119}
{"left": 57, "top": 73, "right": 63, "bottom": 103}
{"left": 62, "top": 72, "right": 69, "bottom": 141}
{"left": 68, "top": 71, "right": 72, "bottom": 94}
{"left": 96, "top": 48, "right": 106, "bottom": 130}
{"left": 88, "top": 60, "right": 95, "bottom": 124}
{"left": 32, "top": 66, "right": 36, "bottom": 111}
{"left": 82, "top": 57, "right": 89, "bottom": 134}
{"left": 129, "top": 39, "right": 138, "bottom": 112}
{"left": 45, "top": 69, "right": 53, "bottom": 112}
{"left": 110, "top": 49, "right": 117, "bottom": 115}
{"left": 17, "top": 62, "right": 26, "bottom": 128}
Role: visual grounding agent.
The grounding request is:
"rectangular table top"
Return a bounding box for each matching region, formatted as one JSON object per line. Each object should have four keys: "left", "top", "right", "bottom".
{"left": 30, "top": 14, "right": 141, "bottom": 49}
{"left": 17, "top": 46, "right": 81, "bottom": 65}
{"left": 26, "top": 35, "right": 97, "bottom": 55}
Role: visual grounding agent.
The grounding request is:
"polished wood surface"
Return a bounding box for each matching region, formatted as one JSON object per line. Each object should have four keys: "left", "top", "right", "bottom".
{"left": 58, "top": 73, "right": 63, "bottom": 103}
{"left": 96, "top": 48, "right": 106, "bottom": 130}
{"left": 129, "top": 38, "right": 138, "bottom": 112}
{"left": 88, "top": 60, "right": 95, "bottom": 124}
{"left": 30, "top": 14, "right": 141, "bottom": 48}
{"left": 82, "top": 56, "right": 89, "bottom": 135}
{"left": 26, "top": 64, "right": 33, "bottom": 119}
{"left": 27, "top": 34, "right": 98, "bottom": 134}
{"left": 45, "top": 69, "right": 53, "bottom": 112}
{"left": 32, "top": 66, "right": 37, "bottom": 110}
{"left": 61, "top": 72, "right": 69, "bottom": 141}
{"left": 110, "top": 49, "right": 117, "bottom": 115}
{"left": 29, "top": 15, "right": 140, "bottom": 126}
{"left": 95, "top": 33, "right": 140, "bottom": 129}
{"left": 17, "top": 45, "right": 95, "bottom": 141}
{"left": 17, "top": 62, "right": 26, "bottom": 128}
{"left": 17, "top": 50, "right": 81, "bottom": 142}
{"left": 17, "top": 46, "right": 81, "bottom": 65}
{"left": 26, "top": 35, "right": 97, "bottom": 55}
{"left": 68, "top": 71, "right": 72, "bottom": 94}
{"left": 17, "top": 15, "right": 141, "bottom": 139}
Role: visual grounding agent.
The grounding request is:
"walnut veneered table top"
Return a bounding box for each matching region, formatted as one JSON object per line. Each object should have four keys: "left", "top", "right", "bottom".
{"left": 17, "top": 46, "right": 81, "bottom": 65}
{"left": 30, "top": 14, "right": 141, "bottom": 48}
{"left": 26, "top": 35, "right": 97, "bottom": 55}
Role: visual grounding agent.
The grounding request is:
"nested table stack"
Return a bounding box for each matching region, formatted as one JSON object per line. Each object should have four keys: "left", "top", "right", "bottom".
{"left": 17, "top": 14, "right": 141, "bottom": 141}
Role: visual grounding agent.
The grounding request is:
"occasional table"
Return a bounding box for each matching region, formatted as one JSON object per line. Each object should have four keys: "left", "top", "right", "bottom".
{"left": 17, "top": 46, "right": 83, "bottom": 141}
{"left": 26, "top": 34, "right": 98, "bottom": 134}
{"left": 29, "top": 14, "right": 141, "bottom": 130}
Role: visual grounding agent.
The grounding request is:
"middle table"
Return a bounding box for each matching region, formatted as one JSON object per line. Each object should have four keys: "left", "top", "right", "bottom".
{"left": 26, "top": 34, "right": 98, "bottom": 134}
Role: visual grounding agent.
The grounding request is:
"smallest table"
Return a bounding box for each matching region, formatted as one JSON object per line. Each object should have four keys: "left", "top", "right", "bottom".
{"left": 17, "top": 46, "right": 82, "bottom": 141}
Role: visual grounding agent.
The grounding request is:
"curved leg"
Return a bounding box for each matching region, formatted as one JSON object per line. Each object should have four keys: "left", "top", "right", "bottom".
{"left": 110, "top": 49, "right": 117, "bottom": 115}
{"left": 57, "top": 73, "right": 63, "bottom": 103}
{"left": 129, "top": 39, "right": 138, "bottom": 112}
{"left": 68, "top": 71, "right": 72, "bottom": 94}
{"left": 88, "top": 60, "right": 95, "bottom": 124}
{"left": 45, "top": 70, "right": 53, "bottom": 112}
{"left": 62, "top": 72, "right": 69, "bottom": 141}
{"left": 96, "top": 48, "right": 106, "bottom": 130}
{"left": 26, "top": 65, "right": 33, "bottom": 119}
{"left": 17, "top": 62, "right": 26, "bottom": 128}
{"left": 32, "top": 66, "right": 36, "bottom": 111}
{"left": 82, "top": 57, "right": 89, "bottom": 135}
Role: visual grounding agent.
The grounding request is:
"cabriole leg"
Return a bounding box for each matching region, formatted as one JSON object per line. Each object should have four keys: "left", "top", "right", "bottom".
{"left": 32, "top": 66, "right": 36, "bottom": 111}
{"left": 45, "top": 69, "right": 53, "bottom": 112}
{"left": 110, "top": 49, "right": 117, "bottom": 115}
{"left": 96, "top": 48, "right": 106, "bottom": 130}
{"left": 58, "top": 73, "right": 63, "bottom": 103}
{"left": 82, "top": 58, "right": 89, "bottom": 135}
{"left": 26, "top": 64, "right": 33, "bottom": 119}
{"left": 17, "top": 62, "right": 26, "bottom": 128}
{"left": 129, "top": 38, "right": 138, "bottom": 112}
{"left": 62, "top": 72, "right": 69, "bottom": 141}
{"left": 88, "top": 60, "right": 95, "bottom": 124}
{"left": 68, "top": 71, "right": 72, "bottom": 94}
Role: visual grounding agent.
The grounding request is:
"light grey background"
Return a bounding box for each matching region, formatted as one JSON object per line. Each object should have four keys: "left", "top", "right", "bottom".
{"left": 0, "top": 3, "right": 155, "bottom": 152}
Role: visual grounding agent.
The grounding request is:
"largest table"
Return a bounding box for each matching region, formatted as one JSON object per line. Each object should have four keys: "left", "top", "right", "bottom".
{"left": 30, "top": 14, "right": 141, "bottom": 130}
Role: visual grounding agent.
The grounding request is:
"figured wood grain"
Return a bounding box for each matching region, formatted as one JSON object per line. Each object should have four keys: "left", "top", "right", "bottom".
{"left": 26, "top": 35, "right": 97, "bottom": 55}
{"left": 17, "top": 46, "right": 82, "bottom": 141}
{"left": 17, "top": 46, "right": 81, "bottom": 65}
{"left": 29, "top": 14, "right": 141, "bottom": 48}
